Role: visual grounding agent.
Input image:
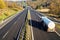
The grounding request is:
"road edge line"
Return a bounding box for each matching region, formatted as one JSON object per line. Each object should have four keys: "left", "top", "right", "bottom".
{"left": 2, "top": 31, "right": 9, "bottom": 39}
{"left": 28, "top": 10, "right": 34, "bottom": 40}
{"left": 55, "top": 31, "right": 60, "bottom": 36}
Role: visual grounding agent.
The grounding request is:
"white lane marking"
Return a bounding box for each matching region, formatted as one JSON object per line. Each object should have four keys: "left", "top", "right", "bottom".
{"left": 14, "top": 22, "right": 17, "bottom": 24}
{"left": 35, "top": 13, "right": 42, "bottom": 18}
{"left": 30, "top": 21, "right": 34, "bottom": 40}
{"left": 28, "top": 10, "right": 34, "bottom": 40}
{"left": 2, "top": 17, "right": 19, "bottom": 39}
{"left": 2, "top": 31, "right": 9, "bottom": 39}
{"left": 55, "top": 31, "right": 60, "bottom": 36}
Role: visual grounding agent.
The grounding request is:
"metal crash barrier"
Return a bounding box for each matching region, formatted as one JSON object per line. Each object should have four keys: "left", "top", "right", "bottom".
{"left": 41, "top": 16, "right": 55, "bottom": 32}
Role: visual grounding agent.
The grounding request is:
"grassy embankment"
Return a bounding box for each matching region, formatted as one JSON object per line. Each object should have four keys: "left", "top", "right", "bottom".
{"left": 0, "top": 8, "right": 23, "bottom": 22}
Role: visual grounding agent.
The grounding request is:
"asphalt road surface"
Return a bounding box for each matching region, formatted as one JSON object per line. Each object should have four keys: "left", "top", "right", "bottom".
{"left": 0, "top": 9, "right": 27, "bottom": 40}
{"left": 0, "top": 8, "right": 60, "bottom": 40}
{"left": 30, "top": 9, "right": 60, "bottom": 40}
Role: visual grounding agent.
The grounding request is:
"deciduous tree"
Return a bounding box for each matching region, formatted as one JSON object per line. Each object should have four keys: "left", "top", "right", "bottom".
{"left": 0, "top": 0, "right": 6, "bottom": 9}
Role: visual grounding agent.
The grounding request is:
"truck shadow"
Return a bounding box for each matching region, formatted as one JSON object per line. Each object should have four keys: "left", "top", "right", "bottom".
{"left": 29, "top": 20, "right": 48, "bottom": 32}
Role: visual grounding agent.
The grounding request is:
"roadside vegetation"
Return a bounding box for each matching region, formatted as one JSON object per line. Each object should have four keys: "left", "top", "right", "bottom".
{"left": 27, "top": 0, "right": 60, "bottom": 20}
{"left": 55, "top": 23, "right": 60, "bottom": 29}
{"left": 0, "top": 0, "right": 23, "bottom": 22}
{"left": 27, "top": 0, "right": 60, "bottom": 29}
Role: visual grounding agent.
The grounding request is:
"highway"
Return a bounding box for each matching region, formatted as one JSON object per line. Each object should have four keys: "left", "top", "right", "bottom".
{"left": 0, "top": 8, "right": 60, "bottom": 40}
{"left": 29, "top": 9, "right": 60, "bottom": 40}
{"left": 0, "top": 9, "right": 27, "bottom": 40}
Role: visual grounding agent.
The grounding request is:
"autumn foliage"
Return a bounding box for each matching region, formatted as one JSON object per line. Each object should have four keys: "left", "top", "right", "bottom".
{"left": 0, "top": 0, "right": 7, "bottom": 9}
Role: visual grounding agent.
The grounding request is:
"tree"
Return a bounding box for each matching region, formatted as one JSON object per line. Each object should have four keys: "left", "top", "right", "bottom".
{"left": 0, "top": 0, "right": 6, "bottom": 9}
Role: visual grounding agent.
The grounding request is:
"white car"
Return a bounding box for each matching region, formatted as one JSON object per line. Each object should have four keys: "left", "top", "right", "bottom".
{"left": 41, "top": 16, "right": 55, "bottom": 32}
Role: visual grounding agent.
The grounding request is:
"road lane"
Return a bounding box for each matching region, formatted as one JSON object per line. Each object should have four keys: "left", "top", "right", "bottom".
{"left": 30, "top": 9, "right": 60, "bottom": 40}
{"left": 0, "top": 9, "right": 28, "bottom": 40}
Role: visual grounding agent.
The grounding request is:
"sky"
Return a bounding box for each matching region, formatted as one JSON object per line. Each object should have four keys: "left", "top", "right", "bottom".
{"left": 5, "top": 0, "right": 29, "bottom": 1}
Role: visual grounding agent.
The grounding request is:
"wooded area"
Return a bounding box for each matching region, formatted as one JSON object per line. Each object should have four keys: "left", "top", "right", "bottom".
{"left": 0, "top": 0, "right": 7, "bottom": 9}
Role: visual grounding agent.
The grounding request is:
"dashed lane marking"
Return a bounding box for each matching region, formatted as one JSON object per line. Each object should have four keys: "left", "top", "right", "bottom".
{"left": 2, "top": 31, "right": 9, "bottom": 39}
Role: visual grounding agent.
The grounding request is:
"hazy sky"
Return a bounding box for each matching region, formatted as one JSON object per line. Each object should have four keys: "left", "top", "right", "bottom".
{"left": 5, "top": 0, "right": 28, "bottom": 1}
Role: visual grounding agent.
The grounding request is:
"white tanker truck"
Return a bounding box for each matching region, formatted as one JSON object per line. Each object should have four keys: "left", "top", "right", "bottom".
{"left": 41, "top": 16, "right": 55, "bottom": 32}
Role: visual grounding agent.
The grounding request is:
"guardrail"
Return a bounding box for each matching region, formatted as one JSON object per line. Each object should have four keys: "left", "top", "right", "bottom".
{"left": 16, "top": 10, "right": 28, "bottom": 40}
{"left": 16, "top": 9, "right": 32, "bottom": 40}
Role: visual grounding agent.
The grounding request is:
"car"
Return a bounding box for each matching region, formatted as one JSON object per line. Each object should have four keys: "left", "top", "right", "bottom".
{"left": 41, "top": 16, "right": 55, "bottom": 32}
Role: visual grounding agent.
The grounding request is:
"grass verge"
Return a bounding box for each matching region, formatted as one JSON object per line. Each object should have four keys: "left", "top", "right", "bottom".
{"left": 55, "top": 23, "right": 60, "bottom": 29}
{"left": 0, "top": 8, "right": 20, "bottom": 22}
